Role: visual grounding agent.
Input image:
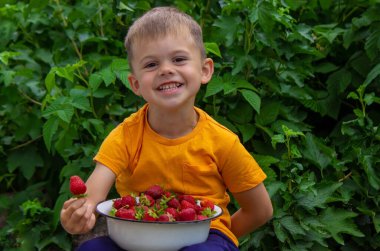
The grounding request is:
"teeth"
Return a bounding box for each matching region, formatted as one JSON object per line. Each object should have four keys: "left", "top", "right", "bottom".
{"left": 158, "top": 83, "right": 182, "bottom": 91}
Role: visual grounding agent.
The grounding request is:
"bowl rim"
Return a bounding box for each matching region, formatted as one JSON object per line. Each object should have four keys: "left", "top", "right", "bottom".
{"left": 96, "top": 198, "right": 223, "bottom": 225}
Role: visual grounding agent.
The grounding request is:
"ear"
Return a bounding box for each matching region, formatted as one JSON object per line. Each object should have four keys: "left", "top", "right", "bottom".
{"left": 128, "top": 74, "right": 141, "bottom": 96}
{"left": 201, "top": 58, "right": 214, "bottom": 85}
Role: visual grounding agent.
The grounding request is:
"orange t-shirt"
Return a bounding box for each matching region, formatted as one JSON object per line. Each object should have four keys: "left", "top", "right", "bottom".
{"left": 94, "top": 104, "right": 266, "bottom": 246}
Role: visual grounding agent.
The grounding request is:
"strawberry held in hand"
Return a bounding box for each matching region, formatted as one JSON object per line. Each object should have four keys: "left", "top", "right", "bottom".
{"left": 69, "top": 175, "right": 87, "bottom": 198}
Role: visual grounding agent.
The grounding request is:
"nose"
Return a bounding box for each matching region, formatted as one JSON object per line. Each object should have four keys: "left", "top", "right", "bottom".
{"left": 158, "top": 61, "right": 174, "bottom": 76}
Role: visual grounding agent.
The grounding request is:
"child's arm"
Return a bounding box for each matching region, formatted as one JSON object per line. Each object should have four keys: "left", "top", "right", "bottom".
{"left": 230, "top": 183, "right": 273, "bottom": 238}
{"left": 60, "top": 163, "right": 115, "bottom": 234}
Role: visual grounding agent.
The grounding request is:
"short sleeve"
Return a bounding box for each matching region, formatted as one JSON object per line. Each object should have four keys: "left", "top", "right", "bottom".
{"left": 93, "top": 124, "right": 130, "bottom": 176}
{"left": 220, "top": 138, "right": 266, "bottom": 193}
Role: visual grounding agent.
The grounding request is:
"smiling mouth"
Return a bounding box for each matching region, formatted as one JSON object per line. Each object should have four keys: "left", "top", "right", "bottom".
{"left": 157, "top": 82, "right": 183, "bottom": 91}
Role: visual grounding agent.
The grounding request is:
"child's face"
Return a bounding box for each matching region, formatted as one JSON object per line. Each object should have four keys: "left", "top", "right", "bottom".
{"left": 128, "top": 31, "right": 213, "bottom": 111}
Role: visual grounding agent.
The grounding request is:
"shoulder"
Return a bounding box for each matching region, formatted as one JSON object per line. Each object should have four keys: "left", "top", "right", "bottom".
{"left": 195, "top": 107, "right": 239, "bottom": 142}
{"left": 107, "top": 104, "right": 148, "bottom": 139}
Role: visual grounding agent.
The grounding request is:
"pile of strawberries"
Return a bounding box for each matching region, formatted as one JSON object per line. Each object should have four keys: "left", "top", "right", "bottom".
{"left": 110, "top": 185, "right": 216, "bottom": 222}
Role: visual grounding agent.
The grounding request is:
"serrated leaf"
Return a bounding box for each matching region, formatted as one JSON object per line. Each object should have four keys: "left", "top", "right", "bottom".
{"left": 101, "top": 67, "right": 116, "bottom": 86}
{"left": 72, "top": 96, "right": 91, "bottom": 112}
{"left": 89, "top": 73, "right": 103, "bottom": 92}
{"left": 360, "top": 154, "right": 380, "bottom": 190}
{"left": 43, "top": 117, "right": 59, "bottom": 152}
{"left": 56, "top": 105, "right": 74, "bottom": 123}
{"left": 302, "top": 133, "right": 331, "bottom": 169}
{"left": 240, "top": 89, "right": 261, "bottom": 114}
{"left": 320, "top": 207, "right": 364, "bottom": 245}
{"left": 296, "top": 182, "right": 342, "bottom": 210}
{"left": 45, "top": 69, "right": 56, "bottom": 93}
{"left": 273, "top": 219, "right": 287, "bottom": 242}
{"left": 111, "top": 58, "right": 129, "bottom": 72}
{"left": 280, "top": 216, "right": 306, "bottom": 236}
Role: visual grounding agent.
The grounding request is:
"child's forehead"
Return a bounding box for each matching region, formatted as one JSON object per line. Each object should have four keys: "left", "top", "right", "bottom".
{"left": 132, "top": 29, "right": 195, "bottom": 49}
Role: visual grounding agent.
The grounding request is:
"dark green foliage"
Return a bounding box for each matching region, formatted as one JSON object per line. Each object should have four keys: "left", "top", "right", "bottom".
{"left": 1, "top": 0, "right": 379, "bottom": 250}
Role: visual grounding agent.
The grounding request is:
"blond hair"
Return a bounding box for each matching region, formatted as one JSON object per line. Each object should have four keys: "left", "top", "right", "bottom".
{"left": 124, "top": 7, "right": 206, "bottom": 67}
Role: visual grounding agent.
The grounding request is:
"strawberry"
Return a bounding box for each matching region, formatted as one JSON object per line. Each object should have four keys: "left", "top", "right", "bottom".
{"left": 200, "top": 207, "right": 215, "bottom": 217}
{"left": 142, "top": 209, "right": 157, "bottom": 221}
{"left": 121, "top": 195, "right": 136, "bottom": 208}
{"left": 197, "top": 214, "right": 208, "bottom": 220}
{"left": 178, "top": 208, "right": 196, "bottom": 221}
{"left": 165, "top": 207, "right": 179, "bottom": 220}
{"left": 167, "top": 197, "right": 180, "bottom": 209}
{"left": 158, "top": 214, "right": 170, "bottom": 222}
{"left": 200, "top": 199, "right": 215, "bottom": 210}
{"left": 180, "top": 200, "right": 197, "bottom": 210}
{"left": 115, "top": 208, "right": 136, "bottom": 220}
{"left": 69, "top": 175, "right": 87, "bottom": 197}
{"left": 139, "top": 194, "right": 155, "bottom": 207}
{"left": 113, "top": 198, "right": 124, "bottom": 209}
{"left": 178, "top": 195, "right": 196, "bottom": 205}
{"left": 145, "top": 185, "right": 164, "bottom": 199}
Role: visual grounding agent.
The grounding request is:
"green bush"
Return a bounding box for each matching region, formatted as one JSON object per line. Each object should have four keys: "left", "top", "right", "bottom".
{"left": 1, "top": 0, "right": 379, "bottom": 250}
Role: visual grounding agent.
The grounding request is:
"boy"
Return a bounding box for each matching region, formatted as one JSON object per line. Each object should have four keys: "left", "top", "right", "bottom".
{"left": 60, "top": 6, "right": 273, "bottom": 251}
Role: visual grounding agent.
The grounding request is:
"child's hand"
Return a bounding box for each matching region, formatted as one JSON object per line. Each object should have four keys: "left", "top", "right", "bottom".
{"left": 60, "top": 198, "right": 96, "bottom": 234}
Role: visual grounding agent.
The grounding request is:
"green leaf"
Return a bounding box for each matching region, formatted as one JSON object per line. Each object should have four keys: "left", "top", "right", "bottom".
{"left": 273, "top": 219, "right": 287, "bottom": 242}
{"left": 43, "top": 117, "right": 59, "bottom": 152}
{"left": 240, "top": 89, "right": 261, "bottom": 114}
{"left": 363, "top": 63, "right": 380, "bottom": 86}
{"left": 320, "top": 207, "right": 364, "bottom": 245}
{"left": 0, "top": 51, "right": 20, "bottom": 65}
{"left": 280, "top": 216, "right": 306, "bottom": 236}
{"left": 204, "top": 42, "right": 221, "bottom": 58}
{"left": 364, "top": 23, "right": 380, "bottom": 61}
{"left": 89, "top": 73, "right": 103, "bottom": 92}
{"left": 360, "top": 154, "right": 380, "bottom": 190}
{"left": 296, "top": 182, "right": 342, "bottom": 210}
{"left": 101, "top": 67, "right": 116, "bottom": 86}
{"left": 7, "top": 146, "right": 43, "bottom": 180}
{"left": 205, "top": 77, "right": 224, "bottom": 97}
{"left": 236, "top": 123, "right": 255, "bottom": 143}
{"left": 45, "top": 69, "right": 56, "bottom": 94}
{"left": 373, "top": 214, "right": 380, "bottom": 233}
{"left": 302, "top": 133, "right": 332, "bottom": 170}
{"left": 255, "top": 100, "right": 280, "bottom": 126}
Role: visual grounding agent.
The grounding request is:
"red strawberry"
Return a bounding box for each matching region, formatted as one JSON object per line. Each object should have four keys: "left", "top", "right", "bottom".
{"left": 181, "top": 200, "right": 197, "bottom": 210}
{"left": 145, "top": 185, "right": 164, "bottom": 199}
{"left": 197, "top": 214, "right": 208, "bottom": 220}
{"left": 113, "top": 198, "right": 124, "bottom": 209}
{"left": 165, "top": 207, "right": 179, "bottom": 220}
{"left": 179, "top": 208, "right": 196, "bottom": 221}
{"left": 69, "top": 176, "right": 87, "bottom": 197}
{"left": 158, "top": 214, "right": 170, "bottom": 222}
{"left": 139, "top": 194, "right": 155, "bottom": 207}
{"left": 167, "top": 197, "right": 180, "bottom": 209}
{"left": 200, "top": 199, "right": 215, "bottom": 210}
{"left": 121, "top": 195, "right": 136, "bottom": 208}
{"left": 178, "top": 195, "right": 196, "bottom": 205}
{"left": 115, "top": 208, "right": 136, "bottom": 220}
{"left": 142, "top": 209, "right": 157, "bottom": 221}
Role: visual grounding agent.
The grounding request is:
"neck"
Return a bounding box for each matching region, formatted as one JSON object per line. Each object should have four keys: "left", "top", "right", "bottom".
{"left": 147, "top": 106, "right": 198, "bottom": 139}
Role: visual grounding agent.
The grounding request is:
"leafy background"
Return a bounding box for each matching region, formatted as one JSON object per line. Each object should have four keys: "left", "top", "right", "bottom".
{"left": 1, "top": 0, "right": 379, "bottom": 250}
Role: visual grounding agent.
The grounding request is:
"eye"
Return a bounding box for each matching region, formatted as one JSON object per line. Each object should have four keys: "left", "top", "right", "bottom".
{"left": 173, "top": 57, "right": 187, "bottom": 63}
{"left": 144, "top": 62, "right": 157, "bottom": 69}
